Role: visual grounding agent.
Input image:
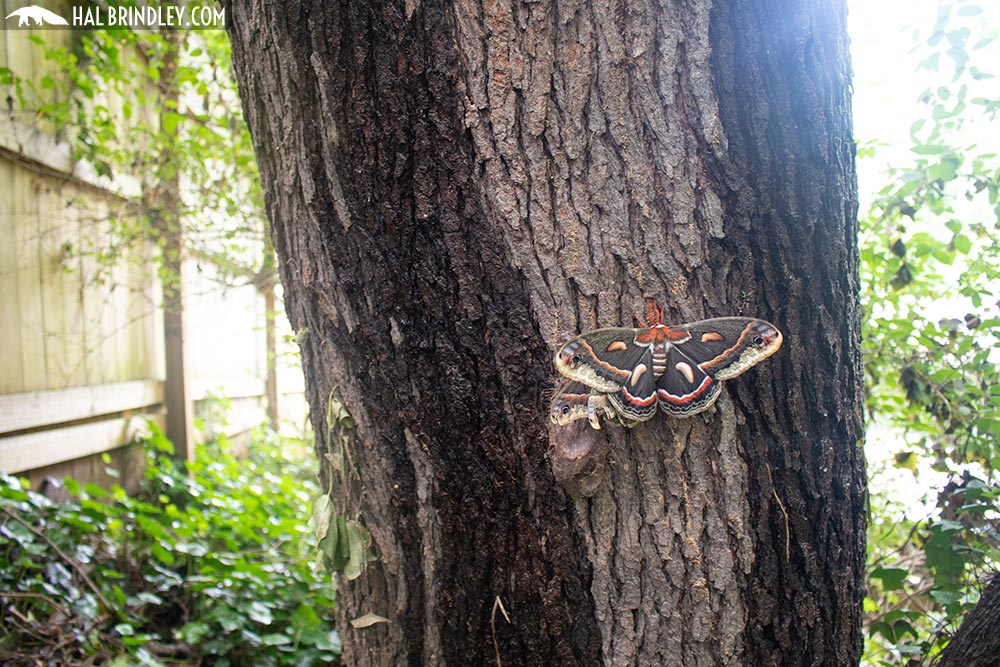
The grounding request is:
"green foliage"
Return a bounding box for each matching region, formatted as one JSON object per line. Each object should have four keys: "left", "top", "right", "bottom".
{"left": 0, "top": 427, "right": 339, "bottom": 667}
{"left": 861, "top": 1, "right": 1000, "bottom": 664}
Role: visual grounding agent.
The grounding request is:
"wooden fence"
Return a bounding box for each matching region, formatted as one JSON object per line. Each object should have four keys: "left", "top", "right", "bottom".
{"left": 0, "top": 9, "right": 300, "bottom": 490}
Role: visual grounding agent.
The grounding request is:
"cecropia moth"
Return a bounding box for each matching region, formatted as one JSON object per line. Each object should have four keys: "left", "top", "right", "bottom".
{"left": 551, "top": 304, "right": 782, "bottom": 428}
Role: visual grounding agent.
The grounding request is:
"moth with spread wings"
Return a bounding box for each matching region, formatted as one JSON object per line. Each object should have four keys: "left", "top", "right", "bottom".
{"left": 550, "top": 304, "right": 783, "bottom": 428}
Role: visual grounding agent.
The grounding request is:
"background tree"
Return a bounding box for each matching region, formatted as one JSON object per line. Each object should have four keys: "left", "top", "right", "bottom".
{"left": 935, "top": 576, "right": 1000, "bottom": 667}
{"left": 5, "top": 28, "right": 269, "bottom": 289}
{"left": 225, "top": 0, "right": 865, "bottom": 665}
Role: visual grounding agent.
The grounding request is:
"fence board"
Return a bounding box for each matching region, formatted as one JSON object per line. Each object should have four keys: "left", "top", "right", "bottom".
{"left": 38, "top": 180, "right": 83, "bottom": 386}
{"left": 0, "top": 414, "right": 163, "bottom": 474}
{"left": 0, "top": 380, "right": 163, "bottom": 434}
{"left": 13, "top": 169, "right": 47, "bottom": 392}
{"left": 0, "top": 159, "right": 22, "bottom": 393}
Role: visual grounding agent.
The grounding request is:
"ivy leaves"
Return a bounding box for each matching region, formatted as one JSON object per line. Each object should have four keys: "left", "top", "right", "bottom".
{"left": 0, "top": 429, "right": 340, "bottom": 665}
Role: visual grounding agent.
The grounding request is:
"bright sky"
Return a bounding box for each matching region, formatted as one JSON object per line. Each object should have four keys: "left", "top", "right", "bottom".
{"left": 849, "top": 0, "right": 1000, "bottom": 209}
{"left": 850, "top": 1, "right": 936, "bottom": 158}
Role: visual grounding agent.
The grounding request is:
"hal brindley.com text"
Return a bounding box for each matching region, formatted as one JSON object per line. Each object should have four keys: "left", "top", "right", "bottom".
{"left": 72, "top": 4, "right": 226, "bottom": 29}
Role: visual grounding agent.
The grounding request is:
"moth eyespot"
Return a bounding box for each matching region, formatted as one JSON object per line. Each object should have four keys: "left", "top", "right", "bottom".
{"left": 753, "top": 335, "right": 765, "bottom": 347}
{"left": 561, "top": 405, "right": 570, "bottom": 415}
{"left": 572, "top": 353, "right": 582, "bottom": 365}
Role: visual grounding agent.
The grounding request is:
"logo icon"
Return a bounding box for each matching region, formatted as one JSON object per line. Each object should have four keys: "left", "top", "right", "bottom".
{"left": 5, "top": 5, "right": 69, "bottom": 27}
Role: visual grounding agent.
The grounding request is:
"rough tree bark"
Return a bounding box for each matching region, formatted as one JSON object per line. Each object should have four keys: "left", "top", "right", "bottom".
{"left": 936, "top": 576, "right": 1000, "bottom": 667}
{"left": 225, "top": 0, "right": 865, "bottom": 665}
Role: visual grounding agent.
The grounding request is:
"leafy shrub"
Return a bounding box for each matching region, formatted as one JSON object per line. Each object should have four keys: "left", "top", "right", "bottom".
{"left": 0, "top": 425, "right": 339, "bottom": 667}
{"left": 860, "top": 0, "right": 1000, "bottom": 663}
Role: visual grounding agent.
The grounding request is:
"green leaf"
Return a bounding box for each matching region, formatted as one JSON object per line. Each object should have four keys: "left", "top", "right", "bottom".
{"left": 247, "top": 600, "right": 273, "bottom": 625}
{"left": 175, "top": 541, "right": 209, "bottom": 556}
{"left": 912, "top": 143, "right": 946, "bottom": 155}
{"left": 952, "top": 233, "right": 972, "bottom": 254}
{"left": 891, "top": 619, "right": 918, "bottom": 641}
{"left": 870, "top": 620, "right": 894, "bottom": 641}
{"left": 344, "top": 519, "right": 376, "bottom": 581}
{"left": 314, "top": 629, "right": 342, "bottom": 652}
{"left": 930, "top": 588, "right": 964, "bottom": 606}
{"left": 290, "top": 603, "right": 322, "bottom": 632}
{"left": 927, "top": 157, "right": 959, "bottom": 181}
{"left": 893, "top": 452, "right": 917, "bottom": 471}
{"left": 131, "top": 591, "right": 163, "bottom": 606}
{"left": 311, "top": 494, "right": 334, "bottom": 542}
{"left": 871, "top": 567, "right": 909, "bottom": 591}
{"left": 162, "top": 111, "right": 185, "bottom": 134}
{"left": 151, "top": 542, "right": 175, "bottom": 565}
{"left": 114, "top": 622, "right": 135, "bottom": 636}
{"left": 919, "top": 52, "right": 941, "bottom": 71}
{"left": 932, "top": 249, "right": 955, "bottom": 265}
{"left": 318, "top": 516, "right": 347, "bottom": 573}
{"left": 83, "top": 482, "right": 107, "bottom": 498}
{"left": 335, "top": 517, "right": 351, "bottom": 566}
{"left": 178, "top": 621, "right": 210, "bottom": 643}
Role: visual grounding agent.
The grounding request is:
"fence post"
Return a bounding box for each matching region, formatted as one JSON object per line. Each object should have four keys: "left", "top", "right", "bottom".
{"left": 162, "top": 236, "right": 193, "bottom": 464}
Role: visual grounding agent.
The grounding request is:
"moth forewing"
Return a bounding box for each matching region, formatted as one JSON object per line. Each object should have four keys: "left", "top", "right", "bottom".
{"left": 670, "top": 317, "right": 783, "bottom": 379}
{"left": 553, "top": 327, "right": 645, "bottom": 392}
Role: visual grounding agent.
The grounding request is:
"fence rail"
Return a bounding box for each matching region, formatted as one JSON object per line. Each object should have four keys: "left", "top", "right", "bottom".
{"left": 0, "top": 383, "right": 295, "bottom": 477}
{"left": 0, "top": 380, "right": 165, "bottom": 473}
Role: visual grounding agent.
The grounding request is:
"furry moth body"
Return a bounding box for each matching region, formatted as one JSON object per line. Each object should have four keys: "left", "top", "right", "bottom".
{"left": 551, "top": 305, "right": 782, "bottom": 428}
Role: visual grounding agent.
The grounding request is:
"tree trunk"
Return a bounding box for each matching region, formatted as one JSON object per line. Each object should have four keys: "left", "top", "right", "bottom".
{"left": 936, "top": 576, "right": 1000, "bottom": 667}
{"left": 156, "top": 24, "right": 194, "bottom": 464}
{"left": 225, "top": 0, "right": 865, "bottom": 665}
